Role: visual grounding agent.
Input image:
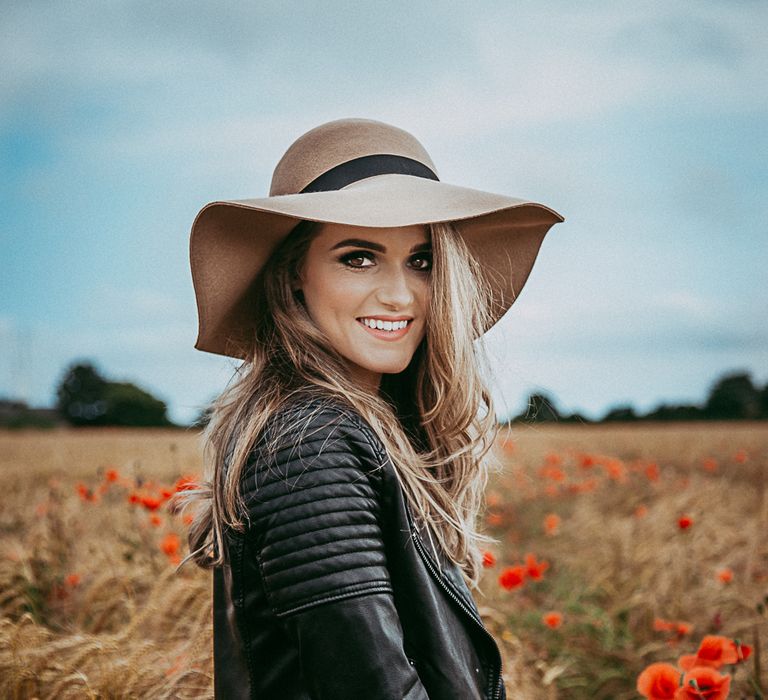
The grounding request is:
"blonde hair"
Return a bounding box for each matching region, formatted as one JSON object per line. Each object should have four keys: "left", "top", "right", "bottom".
{"left": 170, "top": 220, "right": 501, "bottom": 590}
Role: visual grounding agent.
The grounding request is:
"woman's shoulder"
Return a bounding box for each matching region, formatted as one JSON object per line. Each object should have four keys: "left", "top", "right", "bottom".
{"left": 268, "top": 391, "right": 363, "bottom": 440}
{"left": 274, "top": 390, "right": 358, "bottom": 425}
{"left": 253, "top": 390, "right": 388, "bottom": 469}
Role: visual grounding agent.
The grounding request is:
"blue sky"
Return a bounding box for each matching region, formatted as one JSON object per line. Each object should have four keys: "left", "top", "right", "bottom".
{"left": 2, "top": 1, "right": 766, "bottom": 425}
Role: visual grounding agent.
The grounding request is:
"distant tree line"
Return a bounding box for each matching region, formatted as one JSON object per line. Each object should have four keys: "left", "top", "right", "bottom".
{"left": 0, "top": 399, "right": 63, "bottom": 429}
{"left": 508, "top": 371, "right": 768, "bottom": 424}
{"left": 1, "top": 364, "right": 765, "bottom": 429}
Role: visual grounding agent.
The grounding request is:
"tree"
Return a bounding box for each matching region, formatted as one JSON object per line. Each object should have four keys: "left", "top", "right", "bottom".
{"left": 559, "top": 411, "right": 592, "bottom": 424}
{"left": 644, "top": 403, "right": 703, "bottom": 421}
{"left": 514, "top": 392, "right": 562, "bottom": 423}
{"left": 760, "top": 383, "right": 768, "bottom": 419}
{"left": 704, "top": 371, "right": 761, "bottom": 420}
{"left": 102, "top": 382, "right": 173, "bottom": 427}
{"left": 56, "top": 362, "right": 109, "bottom": 426}
{"left": 602, "top": 405, "right": 638, "bottom": 422}
{"left": 55, "top": 361, "right": 174, "bottom": 427}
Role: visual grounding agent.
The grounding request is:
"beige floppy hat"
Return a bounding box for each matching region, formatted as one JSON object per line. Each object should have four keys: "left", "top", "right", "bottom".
{"left": 190, "top": 117, "right": 564, "bottom": 359}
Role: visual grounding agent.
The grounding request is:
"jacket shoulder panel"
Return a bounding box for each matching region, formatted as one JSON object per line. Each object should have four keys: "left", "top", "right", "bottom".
{"left": 242, "top": 400, "right": 394, "bottom": 617}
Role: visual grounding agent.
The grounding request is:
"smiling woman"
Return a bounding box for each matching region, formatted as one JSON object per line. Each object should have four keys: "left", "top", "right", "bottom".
{"left": 295, "top": 222, "right": 431, "bottom": 391}
{"left": 172, "top": 117, "right": 564, "bottom": 699}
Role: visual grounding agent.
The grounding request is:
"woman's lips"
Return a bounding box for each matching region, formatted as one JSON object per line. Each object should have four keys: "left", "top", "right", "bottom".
{"left": 356, "top": 318, "right": 412, "bottom": 341}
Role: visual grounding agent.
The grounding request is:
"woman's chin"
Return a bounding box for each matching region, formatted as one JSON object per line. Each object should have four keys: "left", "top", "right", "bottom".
{"left": 348, "top": 358, "right": 412, "bottom": 379}
{"left": 365, "top": 356, "right": 414, "bottom": 375}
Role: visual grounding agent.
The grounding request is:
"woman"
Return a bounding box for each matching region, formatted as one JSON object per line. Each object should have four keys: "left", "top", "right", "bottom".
{"left": 174, "top": 118, "right": 563, "bottom": 699}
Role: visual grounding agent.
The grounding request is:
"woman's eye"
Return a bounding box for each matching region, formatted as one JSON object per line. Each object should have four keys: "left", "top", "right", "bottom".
{"left": 409, "top": 254, "right": 432, "bottom": 272}
{"left": 339, "top": 251, "right": 375, "bottom": 268}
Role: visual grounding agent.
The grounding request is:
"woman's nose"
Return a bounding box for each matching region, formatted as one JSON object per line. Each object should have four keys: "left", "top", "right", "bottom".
{"left": 375, "top": 267, "right": 416, "bottom": 309}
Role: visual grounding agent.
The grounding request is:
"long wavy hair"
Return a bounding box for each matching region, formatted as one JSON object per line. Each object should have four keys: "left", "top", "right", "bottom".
{"left": 170, "top": 219, "right": 502, "bottom": 590}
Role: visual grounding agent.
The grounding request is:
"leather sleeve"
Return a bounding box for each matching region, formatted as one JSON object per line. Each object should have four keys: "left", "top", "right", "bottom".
{"left": 243, "top": 403, "right": 430, "bottom": 700}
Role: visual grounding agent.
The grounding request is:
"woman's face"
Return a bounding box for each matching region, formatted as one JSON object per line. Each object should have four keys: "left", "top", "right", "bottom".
{"left": 295, "top": 222, "right": 431, "bottom": 392}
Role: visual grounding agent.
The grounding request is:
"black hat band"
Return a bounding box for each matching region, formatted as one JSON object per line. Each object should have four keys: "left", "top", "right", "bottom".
{"left": 300, "top": 154, "right": 439, "bottom": 194}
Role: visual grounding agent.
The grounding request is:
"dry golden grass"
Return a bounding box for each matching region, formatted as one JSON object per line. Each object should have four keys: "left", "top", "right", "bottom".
{"left": 479, "top": 421, "right": 768, "bottom": 699}
{"left": 0, "top": 422, "right": 766, "bottom": 698}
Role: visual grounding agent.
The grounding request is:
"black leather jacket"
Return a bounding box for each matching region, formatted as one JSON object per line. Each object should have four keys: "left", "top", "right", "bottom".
{"left": 212, "top": 396, "right": 506, "bottom": 699}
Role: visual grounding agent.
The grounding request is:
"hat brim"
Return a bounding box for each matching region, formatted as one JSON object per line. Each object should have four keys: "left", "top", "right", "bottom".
{"left": 190, "top": 174, "right": 564, "bottom": 359}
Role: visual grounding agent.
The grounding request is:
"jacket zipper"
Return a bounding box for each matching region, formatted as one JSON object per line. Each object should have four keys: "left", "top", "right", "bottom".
{"left": 408, "top": 523, "right": 503, "bottom": 700}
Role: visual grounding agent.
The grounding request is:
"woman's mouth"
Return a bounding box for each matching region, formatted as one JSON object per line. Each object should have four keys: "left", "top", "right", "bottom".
{"left": 356, "top": 317, "right": 413, "bottom": 340}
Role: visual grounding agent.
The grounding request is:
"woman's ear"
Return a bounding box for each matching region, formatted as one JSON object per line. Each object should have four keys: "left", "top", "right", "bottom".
{"left": 291, "top": 272, "right": 305, "bottom": 303}
{"left": 291, "top": 259, "right": 305, "bottom": 290}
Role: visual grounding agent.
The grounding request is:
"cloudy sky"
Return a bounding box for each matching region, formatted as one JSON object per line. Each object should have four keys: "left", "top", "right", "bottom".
{"left": 2, "top": 1, "right": 766, "bottom": 425}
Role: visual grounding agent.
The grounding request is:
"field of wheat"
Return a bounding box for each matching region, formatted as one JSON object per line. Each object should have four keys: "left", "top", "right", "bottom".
{"left": 1, "top": 422, "right": 766, "bottom": 699}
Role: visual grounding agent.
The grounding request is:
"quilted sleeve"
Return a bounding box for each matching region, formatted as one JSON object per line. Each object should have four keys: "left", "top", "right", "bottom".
{"left": 243, "top": 403, "right": 429, "bottom": 700}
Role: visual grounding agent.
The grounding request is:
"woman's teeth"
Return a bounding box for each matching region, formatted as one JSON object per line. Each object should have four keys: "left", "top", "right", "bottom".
{"left": 359, "top": 318, "right": 410, "bottom": 331}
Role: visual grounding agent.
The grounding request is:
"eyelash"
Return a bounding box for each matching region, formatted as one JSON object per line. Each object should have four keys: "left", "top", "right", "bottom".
{"left": 338, "top": 250, "right": 432, "bottom": 272}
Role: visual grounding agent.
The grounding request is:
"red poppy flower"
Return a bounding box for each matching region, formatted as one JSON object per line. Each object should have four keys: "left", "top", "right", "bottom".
{"left": 485, "top": 490, "right": 502, "bottom": 508}
{"left": 160, "top": 533, "right": 181, "bottom": 558}
{"left": 482, "top": 551, "right": 496, "bottom": 568}
{"left": 653, "top": 618, "right": 675, "bottom": 633}
{"left": 140, "top": 495, "right": 162, "bottom": 512}
{"left": 543, "top": 513, "right": 561, "bottom": 536}
{"left": 716, "top": 568, "right": 733, "bottom": 584}
{"left": 674, "top": 666, "right": 730, "bottom": 700}
{"left": 637, "top": 662, "right": 680, "bottom": 700}
{"left": 498, "top": 565, "right": 526, "bottom": 590}
{"left": 677, "top": 515, "right": 693, "bottom": 530}
{"left": 576, "top": 477, "right": 598, "bottom": 493}
{"left": 701, "top": 458, "right": 718, "bottom": 473}
{"left": 604, "top": 458, "right": 627, "bottom": 482}
{"left": 678, "top": 635, "right": 751, "bottom": 670}
{"left": 174, "top": 475, "right": 198, "bottom": 492}
{"left": 539, "top": 465, "right": 566, "bottom": 482}
{"left": 486, "top": 513, "right": 504, "bottom": 527}
{"left": 524, "top": 552, "right": 549, "bottom": 580}
{"left": 645, "top": 462, "right": 660, "bottom": 482}
{"left": 653, "top": 618, "right": 693, "bottom": 642}
{"left": 76, "top": 483, "right": 95, "bottom": 502}
{"left": 735, "top": 640, "right": 753, "bottom": 662}
{"left": 542, "top": 611, "right": 563, "bottom": 629}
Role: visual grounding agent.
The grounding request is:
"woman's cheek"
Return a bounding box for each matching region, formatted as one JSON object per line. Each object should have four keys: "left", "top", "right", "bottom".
{"left": 331, "top": 274, "right": 371, "bottom": 307}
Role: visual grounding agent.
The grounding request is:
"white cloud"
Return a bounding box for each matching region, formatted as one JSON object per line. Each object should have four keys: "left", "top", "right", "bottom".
{"left": 6, "top": 2, "right": 765, "bottom": 156}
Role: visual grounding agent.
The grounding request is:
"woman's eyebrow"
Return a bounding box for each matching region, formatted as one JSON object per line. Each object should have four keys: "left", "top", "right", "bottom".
{"left": 330, "top": 238, "right": 431, "bottom": 254}
{"left": 330, "top": 238, "right": 385, "bottom": 252}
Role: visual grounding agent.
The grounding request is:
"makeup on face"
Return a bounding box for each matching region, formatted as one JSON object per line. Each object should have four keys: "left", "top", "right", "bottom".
{"left": 296, "top": 222, "right": 431, "bottom": 391}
